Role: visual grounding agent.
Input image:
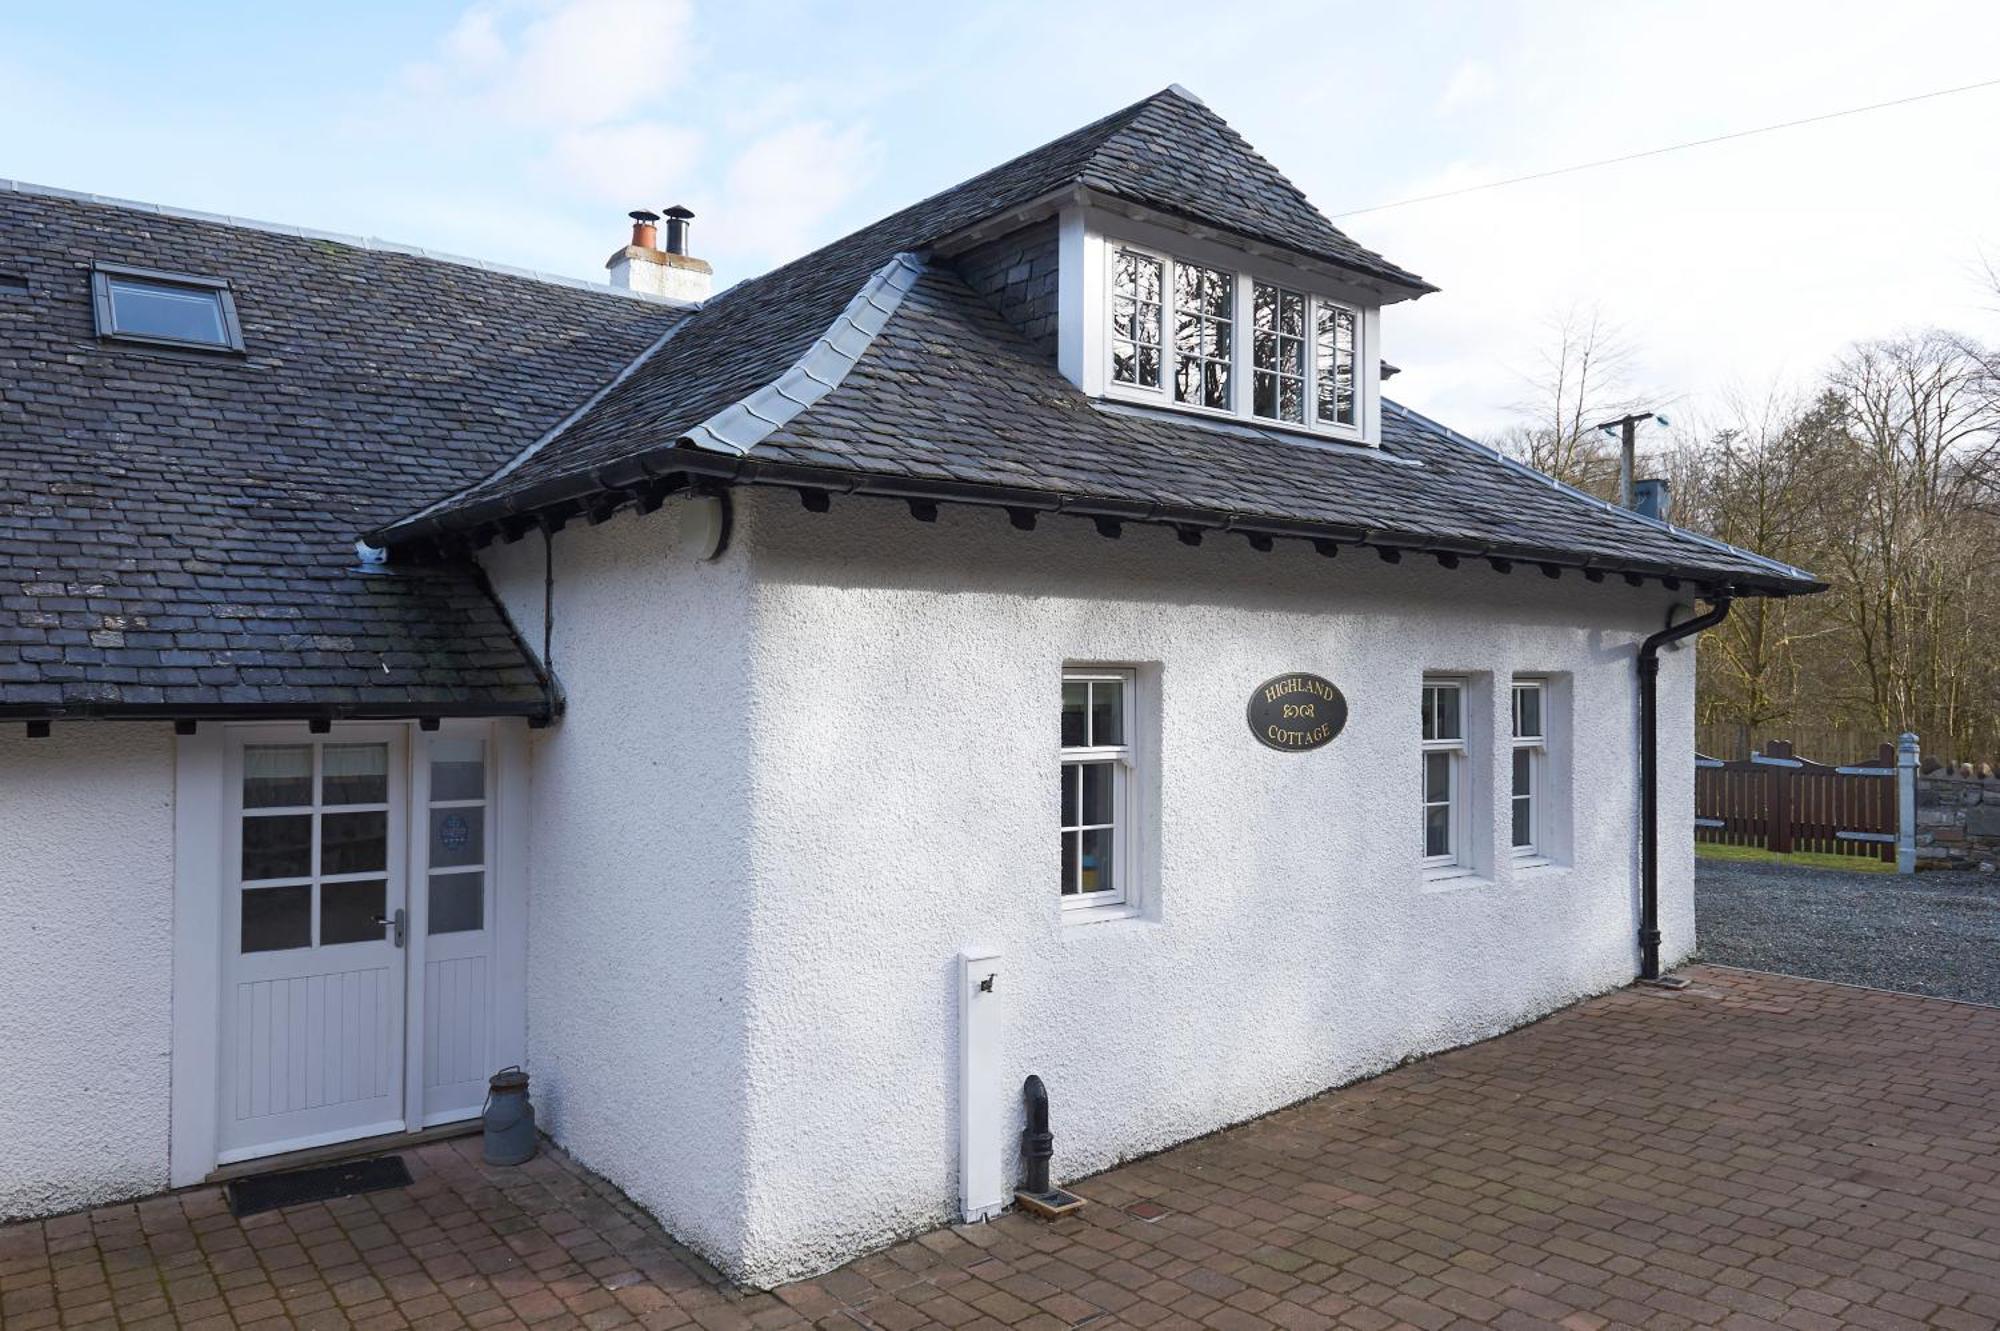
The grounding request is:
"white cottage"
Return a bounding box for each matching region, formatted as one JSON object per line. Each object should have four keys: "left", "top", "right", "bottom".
{"left": 0, "top": 88, "right": 1818, "bottom": 1284}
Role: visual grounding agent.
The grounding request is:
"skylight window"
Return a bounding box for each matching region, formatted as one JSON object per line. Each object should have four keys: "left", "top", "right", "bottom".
{"left": 91, "top": 263, "right": 244, "bottom": 351}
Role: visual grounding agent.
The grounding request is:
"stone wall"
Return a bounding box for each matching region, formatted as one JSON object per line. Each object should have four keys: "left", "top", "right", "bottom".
{"left": 1914, "top": 772, "right": 2000, "bottom": 869}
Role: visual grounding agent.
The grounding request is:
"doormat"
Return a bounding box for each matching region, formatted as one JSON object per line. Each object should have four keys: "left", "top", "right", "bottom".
{"left": 225, "top": 1155, "right": 413, "bottom": 1218}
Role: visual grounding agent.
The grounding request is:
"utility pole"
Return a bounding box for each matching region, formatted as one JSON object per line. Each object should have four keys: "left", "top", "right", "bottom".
{"left": 1596, "top": 411, "right": 1658, "bottom": 509}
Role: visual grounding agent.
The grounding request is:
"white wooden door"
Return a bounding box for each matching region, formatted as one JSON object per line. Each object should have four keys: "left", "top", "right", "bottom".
{"left": 218, "top": 728, "right": 409, "bottom": 1162}
{"left": 412, "top": 730, "right": 499, "bottom": 1125}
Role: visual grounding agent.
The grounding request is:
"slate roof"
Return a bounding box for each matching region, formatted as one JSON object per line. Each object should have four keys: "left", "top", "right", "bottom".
{"left": 2, "top": 89, "right": 1815, "bottom": 724}
{"left": 703, "top": 266, "right": 1817, "bottom": 592}
{"left": 371, "top": 89, "right": 1814, "bottom": 598}
{"left": 392, "top": 87, "right": 1431, "bottom": 532}
{"left": 0, "top": 183, "right": 683, "bottom": 720}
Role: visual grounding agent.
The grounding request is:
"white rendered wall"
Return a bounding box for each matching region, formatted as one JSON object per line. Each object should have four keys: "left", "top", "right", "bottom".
{"left": 481, "top": 501, "right": 758, "bottom": 1268}
{"left": 727, "top": 489, "right": 1696, "bottom": 1285}
{"left": 486, "top": 487, "right": 1698, "bottom": 1287}
{"left": 0, "top": 725, "right": 175, "bottom": 1219}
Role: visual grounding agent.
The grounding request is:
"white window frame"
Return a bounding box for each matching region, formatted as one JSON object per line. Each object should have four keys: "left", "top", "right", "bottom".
{"left": 1060, "top": 667, "right": 1137, "bottom": 914}
{"left": 1422, "top": 677, "right": 1471, "bottom": 871}
{"left": 1511, "top": 679, "right": 1548, "bottom": 859}
{"left": 1096, "top": 229, "right": 1371, "bottom": 444}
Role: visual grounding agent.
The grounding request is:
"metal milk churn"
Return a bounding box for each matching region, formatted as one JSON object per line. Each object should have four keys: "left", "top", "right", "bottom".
{"left": 482, "top": 1066, "right": 537, "bottom": 1165}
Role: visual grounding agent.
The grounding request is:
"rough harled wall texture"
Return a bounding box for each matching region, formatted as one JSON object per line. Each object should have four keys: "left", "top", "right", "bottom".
{"left": 0, "top": 724, "right": 175, "bottom": 1220}
{"left": 480, "top": 502, "right": 758, "bottom": 1270}
{"left": 727, "top": 489, "right": 1695, "bottom": 1285}
{"left": 952, "top": 221, "right": 1059, "bottom": 360}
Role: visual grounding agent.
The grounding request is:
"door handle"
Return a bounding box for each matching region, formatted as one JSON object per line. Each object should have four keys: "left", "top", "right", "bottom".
{"left": 372, "top": 908, "right": 407, "bottom": 948}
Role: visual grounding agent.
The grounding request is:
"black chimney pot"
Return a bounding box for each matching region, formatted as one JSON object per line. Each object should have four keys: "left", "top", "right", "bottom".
{"left": 662, "top": 204, "right": 694, "bottom": 256}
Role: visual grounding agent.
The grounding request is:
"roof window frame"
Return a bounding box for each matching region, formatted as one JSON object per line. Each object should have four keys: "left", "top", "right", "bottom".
{"left": 90, "top": 261, "right": 246, "bottom": 353}
{"left": 1072, "top": 209, "right": 1382, "bottom": 447}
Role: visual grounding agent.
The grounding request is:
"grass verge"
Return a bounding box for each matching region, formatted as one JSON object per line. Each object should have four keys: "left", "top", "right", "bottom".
{"left": 1695, "top": 841, "right": 1894, "bottom": 874}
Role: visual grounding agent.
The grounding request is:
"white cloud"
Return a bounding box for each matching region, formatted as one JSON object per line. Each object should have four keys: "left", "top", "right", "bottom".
{"left": 401, "top": 0, "right": 698, "bottom": 129}
{"left": 511, "top": 0, "right": 698, "bottom": 127}
{"left": 717, "top": 121, "right": 880, "bottom": 259}
{"left": 1434, "top": 60, "right": 1496, "bottom": 118}
{"left": 549, "top": 121, "right": 703, "bottom": 206}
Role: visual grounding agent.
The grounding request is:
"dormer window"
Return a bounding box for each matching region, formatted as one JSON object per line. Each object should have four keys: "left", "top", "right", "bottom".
{"left": 1251, "top": 283, "right": 1308, "bottom": 424}
{"left": 91, "top": 263, "right": 244, "bottom": 352}
{"left": 1172, "top": 260, "right": 1234, "bottom": 410}
{"left": 1075, "top": 214, "right": 1379, "bottom": 445}
{"left": 1317, "top": 303, "right": 1356, "bottom": 427}
{"left": 1110, "top": 250, "right": 1163, "bottom": 390}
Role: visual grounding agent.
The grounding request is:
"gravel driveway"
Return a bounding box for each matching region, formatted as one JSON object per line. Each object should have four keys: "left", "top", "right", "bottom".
{"left": 1696, "top": 857, "right": 2000, "bottom": 1005}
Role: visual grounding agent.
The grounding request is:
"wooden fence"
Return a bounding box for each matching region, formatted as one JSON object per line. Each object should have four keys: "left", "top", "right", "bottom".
{"left": 1694, "top": 739, "right": 1902, "bottom": 862}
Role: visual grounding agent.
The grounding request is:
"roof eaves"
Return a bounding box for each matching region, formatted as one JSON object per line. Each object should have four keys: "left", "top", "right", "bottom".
{"left": 1382, "top": 400, "right": 1824, "bottom": 593}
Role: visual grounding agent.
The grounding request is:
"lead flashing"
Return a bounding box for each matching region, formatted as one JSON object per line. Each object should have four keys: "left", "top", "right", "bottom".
{"left": 681, "top": 253, "right": 927, "bottom": 456}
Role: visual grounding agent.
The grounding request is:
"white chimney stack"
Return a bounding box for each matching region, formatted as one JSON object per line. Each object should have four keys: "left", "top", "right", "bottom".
{"left": 607, "top": 205, "right": 711, "bottom": 304}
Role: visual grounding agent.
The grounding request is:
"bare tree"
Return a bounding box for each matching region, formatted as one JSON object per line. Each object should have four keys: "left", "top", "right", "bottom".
{"left": 1492, "top": 304, "right": 1640, "bottom": 499}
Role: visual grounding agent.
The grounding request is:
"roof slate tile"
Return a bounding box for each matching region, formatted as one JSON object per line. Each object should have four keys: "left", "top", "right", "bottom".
{"left": 0, "top": 184, "right": 682, "bottom": 717}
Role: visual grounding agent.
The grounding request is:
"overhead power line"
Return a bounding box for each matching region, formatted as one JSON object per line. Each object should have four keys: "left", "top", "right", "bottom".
{"left": 1333, "top": 75, "right": 2000, "bottom": 218}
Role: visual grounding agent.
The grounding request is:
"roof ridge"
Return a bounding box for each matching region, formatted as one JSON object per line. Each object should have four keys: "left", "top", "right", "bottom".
{"left": 0, "top": 177, "right": 694, "bottom": 307}
{"left": 1380, "top": 399, "right": 1819, "bottom": 584}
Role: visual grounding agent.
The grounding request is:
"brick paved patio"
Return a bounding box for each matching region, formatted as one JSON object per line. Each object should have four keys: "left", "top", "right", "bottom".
{"left": 4, "top": 965, "right": 1997, "bottom": 1330}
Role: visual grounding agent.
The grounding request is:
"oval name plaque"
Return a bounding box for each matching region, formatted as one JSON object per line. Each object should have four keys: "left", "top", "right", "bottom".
{"left": 1247, "top": 673, "right": 1348, "bottom": 752}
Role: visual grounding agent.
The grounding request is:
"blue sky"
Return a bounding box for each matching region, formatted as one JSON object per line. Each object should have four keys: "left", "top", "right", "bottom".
{"left": 4, "top": 1, "right": 1998, "bottom": 438}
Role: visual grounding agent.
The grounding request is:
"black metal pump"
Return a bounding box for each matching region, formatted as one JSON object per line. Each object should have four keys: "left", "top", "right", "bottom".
{"left": 1021, "top": 1075, "right": 1053, "bottom": 1196}
{"left": 1636, "top": 596, "right": 1732, "bottom": 980}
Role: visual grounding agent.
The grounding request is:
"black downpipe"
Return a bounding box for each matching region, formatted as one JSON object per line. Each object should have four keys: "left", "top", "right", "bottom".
{"left": 1637, "top": 596, "right": 1732, "bottom": 980}
{"left": 1021, "top": 1075, "right": 1053, "bottom": 1195}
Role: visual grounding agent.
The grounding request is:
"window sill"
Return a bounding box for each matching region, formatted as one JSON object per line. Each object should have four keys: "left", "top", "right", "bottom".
{"left": 1061, "top": 900, "right": 1145, "bottom": 927}
{"left": 1420, "top": 865, "right": 1494, "bottom": 894}
{"left": 1511, "top": 855, "right": 1569, "bottom": 877}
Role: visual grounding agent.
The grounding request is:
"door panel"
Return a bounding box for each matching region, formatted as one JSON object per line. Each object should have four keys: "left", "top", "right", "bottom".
{"left": 219, "top": 728, "right": 408, "bottom": 1162}
{"left": 416, "top": 733, "right": 497, "bottom": 1124}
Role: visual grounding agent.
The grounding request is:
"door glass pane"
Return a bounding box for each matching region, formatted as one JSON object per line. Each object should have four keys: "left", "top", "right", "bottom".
{"left": 1089, "top": 680, "right": 1123, "bottom": 746}
{"left": 323, "top": 744, "right": 388, "bottom": 805}
{"left": 322, "top": 811, "right": 387, "bottom": 875}
{"left": 430, "top": 806, "right": 484, "bottom": 868}
{"left": 242, "top": 814, "right": 311, "bottom": 881}
{"left": 321, "top": 879, "right": 386, "bottom": 945}
{"left": 1061, "top": 683, "right": 1087, "bottom": 746}
{"left": 243, "top": 746, "right": 312, "bottom": 808}
{"left": 429, "top": 872, "right": 485, "bottom": 934}
{"left": 430, "top": 738, "right": 486, "bottom": 802}
{"left": 1078, "top": 827, "right": 1114, "bottom": 894}
{"left": 242, "top": 884, "right": 312, "bottom": 952}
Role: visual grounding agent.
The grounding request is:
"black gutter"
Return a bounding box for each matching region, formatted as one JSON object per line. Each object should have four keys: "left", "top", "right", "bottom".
{"left": 1636, "top": 596, "right": 1732, "bottom": 981}
{"left": 0, "top": 698, "right": 551, "bottom": 726}
{"left": 371, "top": 448, "right": 1822, "bottom": 599}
